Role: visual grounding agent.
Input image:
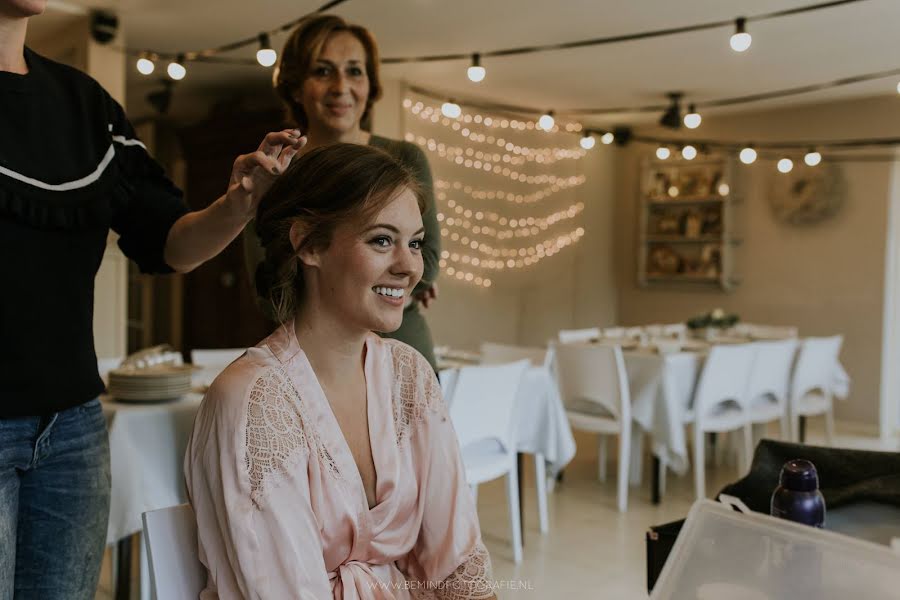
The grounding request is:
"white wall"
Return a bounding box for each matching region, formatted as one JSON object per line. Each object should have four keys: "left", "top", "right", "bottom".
{"left": 375, "top": 81, "right": 618, "bottom": 351}
{"left": 615, "top": 95, "right": 900, "bottom": 428}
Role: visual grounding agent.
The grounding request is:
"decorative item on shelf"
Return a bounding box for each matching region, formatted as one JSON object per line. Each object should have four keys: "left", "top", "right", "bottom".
{"left": 700, "top": 207, "right": 723, "bottom": 235}
{"left": 655, "top": 213, "right": 681, "bottom": 235}
{"left": 699, "top": 245, "right": 722, "bottom": 277}
{"left": 683, "top": 209, "right": 702, "bottom": 238}
{"left": 648, "top": 245, "right": 682, "bottom": 275}
{"left": 651, "top": 172, "right": 670, "bottom": 198}
{"left": 686, "top": 308, "right": 739, "bottom": 331}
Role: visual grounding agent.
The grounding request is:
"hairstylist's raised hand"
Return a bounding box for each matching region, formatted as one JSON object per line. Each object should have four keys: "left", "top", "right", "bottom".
{"left": 224, "top": 129, "right": 307, "bottom": 219}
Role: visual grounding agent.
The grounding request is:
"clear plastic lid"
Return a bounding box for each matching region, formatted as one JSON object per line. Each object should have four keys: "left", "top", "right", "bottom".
{"left": 651, "top": 499, "right": 900, "bottom": 599}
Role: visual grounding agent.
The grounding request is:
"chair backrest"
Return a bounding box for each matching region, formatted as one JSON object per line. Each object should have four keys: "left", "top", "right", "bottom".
{"left": 558, "top": 327, "right": 601, "bottom": 344}
{"left": 790, "top": 335, "right": 844, "bottom": 404}
{"left": 733, "top": 323, "right": 799, "bottom": 340}
{"left": 480, "top": 341, "right": 550, "bottom": 368}
{"left": 643, "top": 324, "right": 664, "bottom": 337}
{"left": 745, "top": 339, "right": 798, "bottom": 409}
{"left": 142, "top": 503, "right": 206, "bottom": 600}
{"left": 448, "top": 360, "right": 530, "bottom": 453}
{"left": 602, "top": 326, "right": 626, "bottom": 339}
{"left": 438, "top": 368, "right": 459, "bottom": 404}
{"left": 190, "top": 348, "right": 246, "bottom": 388}
{"left": 553, "top": 342, "right": 631, "bottom": 422}
{"left": 692, "top": 344, "right": 757, "bottom": 424}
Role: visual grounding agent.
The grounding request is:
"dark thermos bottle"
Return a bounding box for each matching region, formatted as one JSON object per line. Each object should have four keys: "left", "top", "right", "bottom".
{"left": 770, "top": 459, "right": 826, "bottom": 528}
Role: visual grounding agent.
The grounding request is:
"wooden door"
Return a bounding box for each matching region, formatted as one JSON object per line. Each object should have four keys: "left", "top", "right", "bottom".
{"left": 178, "top": 107, "right": 284, "bottom": 355}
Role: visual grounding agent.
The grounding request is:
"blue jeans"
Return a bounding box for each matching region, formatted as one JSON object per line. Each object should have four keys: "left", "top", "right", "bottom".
{"left": 0, "top": 398, "right": 110, "bottom": 600}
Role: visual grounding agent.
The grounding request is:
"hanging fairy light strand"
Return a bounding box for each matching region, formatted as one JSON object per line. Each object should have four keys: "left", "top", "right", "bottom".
{"left": 127, "top": 0, "right": 877, "bottom": 103}
{"left": 381, "top": 0, "right": 869, "bottom": 65}
{"left": 129, "top": 0, "right": 350, "bottom": 77}
{"left": 405, "top": 101, "right": 585, "bottom": 163}
{"left": 434, "top": 177, "right": 587, "bottom": 205}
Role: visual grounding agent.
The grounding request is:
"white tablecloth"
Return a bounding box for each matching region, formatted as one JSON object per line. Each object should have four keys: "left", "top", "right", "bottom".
{"left": 439, "top": 365, "right": 576, "bottom": 476}
{"left": 103, "top": 393, "right": 203, "bottom": 545}
{"left": 623, "top": 349, "right": 851, "bottom": 476}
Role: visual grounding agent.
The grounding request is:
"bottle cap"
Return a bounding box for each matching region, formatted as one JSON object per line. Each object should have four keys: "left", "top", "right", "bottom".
{"left": 779, "top": 458, "right": 819, "bottom": 492}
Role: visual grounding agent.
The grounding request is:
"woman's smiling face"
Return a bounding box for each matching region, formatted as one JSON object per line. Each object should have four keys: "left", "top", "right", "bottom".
{"left": 301, "top": 187, "right": 424, "bottom": 334}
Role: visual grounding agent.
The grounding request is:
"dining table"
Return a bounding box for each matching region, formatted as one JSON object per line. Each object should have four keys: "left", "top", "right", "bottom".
{"left": 620, "top": 338, "right": 851, "bottom": 503}
{"left": 103, "top": 392, "right": 203, "bottom": 600}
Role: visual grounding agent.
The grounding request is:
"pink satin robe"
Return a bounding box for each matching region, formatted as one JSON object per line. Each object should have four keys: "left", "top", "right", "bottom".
{"left": 184, "top": 324, "right": 493, "bottom": 599}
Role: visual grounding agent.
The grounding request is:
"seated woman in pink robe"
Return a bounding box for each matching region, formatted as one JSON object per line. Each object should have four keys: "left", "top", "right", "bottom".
{"left": 185, "top": 143, "right": 495, "bottom": 599}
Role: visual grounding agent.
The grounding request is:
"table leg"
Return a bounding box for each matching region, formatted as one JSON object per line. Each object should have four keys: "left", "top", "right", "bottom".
{"left": 651, "top": 456, "right": 661, "bottom": 505}
{"left": 116, "top": 535, "right": 132, "bottom": 600}
{"left": 799, "top": 416, "right": 807, "bottom": 443}
{"left": 517, "top": 452, "right": 525, "bottom": 547}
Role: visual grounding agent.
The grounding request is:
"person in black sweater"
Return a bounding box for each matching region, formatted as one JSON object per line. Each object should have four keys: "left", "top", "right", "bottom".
{"left": 0, "top": 2, "right": 306, "bottom": 597}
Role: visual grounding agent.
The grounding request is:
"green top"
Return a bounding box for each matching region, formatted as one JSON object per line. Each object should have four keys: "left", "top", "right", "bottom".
{"left": 242, "top": 134, "right": 440, "bottom": 369}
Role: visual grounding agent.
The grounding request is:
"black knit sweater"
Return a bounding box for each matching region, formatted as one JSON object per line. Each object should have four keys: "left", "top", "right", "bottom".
{"left": 0, "top": 48, "right": 189, "bottom": 417}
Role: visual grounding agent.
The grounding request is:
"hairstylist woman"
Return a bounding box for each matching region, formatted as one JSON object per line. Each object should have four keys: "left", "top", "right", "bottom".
{"left": 0, "top": 1, "right": 305, "bottom": 597}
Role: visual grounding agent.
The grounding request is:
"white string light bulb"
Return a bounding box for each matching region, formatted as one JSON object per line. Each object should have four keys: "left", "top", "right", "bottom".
{"left": 441, "top": 100, "right": 462, "bottom": 119}
{"left": 167, "top": 55, "right": 186, "bottom": 80}
{"left": 136, "top": 56, "right": 155, "bottom": 75}
{"left": 777, "top": 158, "right": 794, "bottom": 173}
{"left": 683, "top": 104, "right": 702, "bottom": 129}
{"left": 600, "top": 132, "right": 615, "bottom": 145}
{"left": 467, "top": 53, "right": 486, "bottom": 82}
{"left": 739, "top": 146, "right": 757, "bottom": 164}
{"left": 804, "top": 149, "right": 822, "bottom": 166}
{"left": 538, "top": 111, "right": 555, "bottom": 131}
{"left": 656, "top": 146, "right": 671, "bottom": 160}
{"left": 681, "top": 145, "right": 697, "bottom": 160}
{"left": 730, "top": 18, "right": 752, "bottom": 52}
{"left": 580, "top": 133, "right": 596, "bottom": 150}
{"left": 256, "top": 33, "right": 277, "bottom": 67}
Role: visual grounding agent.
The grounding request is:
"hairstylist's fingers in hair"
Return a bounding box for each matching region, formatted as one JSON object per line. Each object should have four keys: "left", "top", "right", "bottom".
{"left": 259, "top": 129, "right": 305, "bottom": 158}
{"left": 277, "top": 139, "right": 305, "bottom": 170}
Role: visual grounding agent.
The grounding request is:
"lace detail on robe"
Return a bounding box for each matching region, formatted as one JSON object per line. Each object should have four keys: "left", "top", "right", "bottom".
{"left": 390, "top": 343, "right": 444, "bottom": 446}
{"left": 410, "top": 541, "right": 494, "bottom": 600}
{"left": 244, "top": 367, "right": 339, "bottom": 507}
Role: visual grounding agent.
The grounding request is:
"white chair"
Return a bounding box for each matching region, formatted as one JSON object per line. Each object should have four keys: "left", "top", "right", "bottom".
{"left": 602, "top": 326, "right": 626, "bottom": 339}
{"left": 449, "top": 360, "right": 530, "bottom": 563}
{"left": 789, "top": 336, "right": 844, "bottom": 444}
{"left": 733, "top": 323, "right": 799, "bottom": 340}
{"left": 744, "top": 339, "right": 798, "bottom": 439}
{"left": 553, "top": 343, "right": 632, "bottom": 512}
{"left": 142, "top": 504, "right": 205, "bottom": 600}
{"left": 643, "top": 324, "right": 665, "bottom": 337}
{"left": 558, "top": 327, "right": 601, "bottom": 344}
{"left": 683, "top": 344, "right": 757, "bottom": 500}
{"left": 479, "top": 342, "right": 556, "bottom": 532}
{"left": 480, "top": 341, "right": 552, "bottom": 369}
{"left": 190, "top": 348, "right": 246, "bottom": 389}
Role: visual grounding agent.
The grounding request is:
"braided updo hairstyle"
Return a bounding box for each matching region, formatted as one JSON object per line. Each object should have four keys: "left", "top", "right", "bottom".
{"left": 254, "top": 143, "right": 423, "bottom": 324}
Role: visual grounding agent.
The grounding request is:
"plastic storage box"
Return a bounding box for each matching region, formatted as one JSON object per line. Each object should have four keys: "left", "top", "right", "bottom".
{"left": 651, "top": 499, "right": 900, "bottom": 599}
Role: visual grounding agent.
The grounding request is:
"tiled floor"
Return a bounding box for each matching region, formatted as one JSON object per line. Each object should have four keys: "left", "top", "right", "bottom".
{"left": 96, "top": 422, "right": 899, "bottom": 599}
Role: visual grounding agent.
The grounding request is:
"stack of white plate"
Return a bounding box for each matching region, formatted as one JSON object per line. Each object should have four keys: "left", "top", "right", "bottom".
{"left": 108, "top": 364, "right": 194, "bottom": 402}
